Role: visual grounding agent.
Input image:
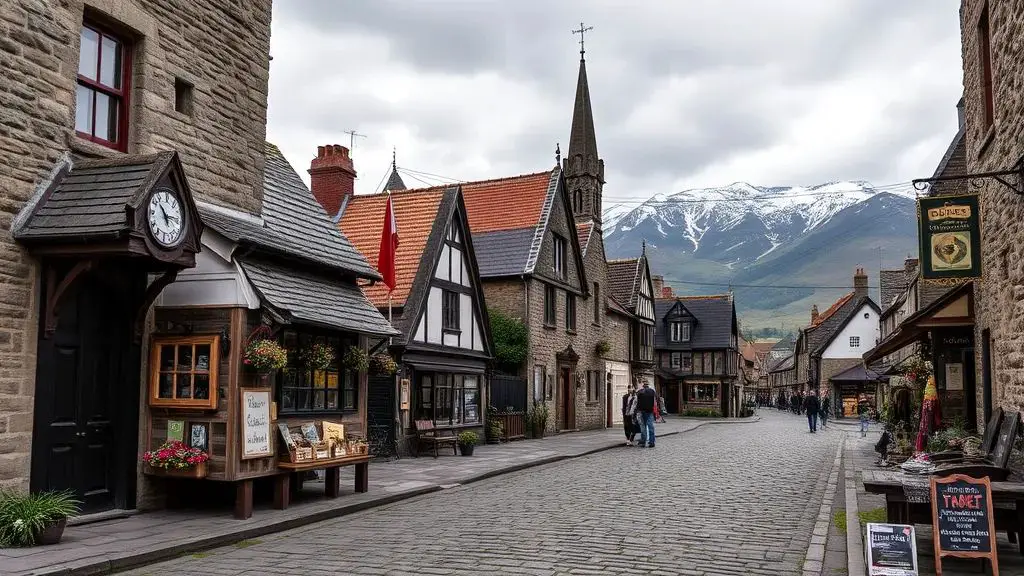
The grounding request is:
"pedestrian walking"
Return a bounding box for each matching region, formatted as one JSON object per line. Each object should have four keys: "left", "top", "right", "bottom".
{"left": 819, "top": 395, "right": 830, "bottom": 429}
{"left": 804, "top": 390, "right": 820, "bottom": 433}
{"left": 858, "top": 398, "right": 870, "bottom": 438}
{"left": 622, "top": 385, "right": 638, "bottom": 445}
{"left": 657, "top": 393, "right": 668, "bottom": 423}
{"left": 635, "top": 381, "right": 657, "bottom": 448}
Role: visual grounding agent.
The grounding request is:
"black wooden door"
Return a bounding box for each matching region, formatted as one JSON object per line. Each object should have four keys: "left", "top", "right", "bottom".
{"left": 32, "top": 266, "right": 141, "bottom": 513}
{"left": 367, "top": 374, "right": 396, "bottom": 457}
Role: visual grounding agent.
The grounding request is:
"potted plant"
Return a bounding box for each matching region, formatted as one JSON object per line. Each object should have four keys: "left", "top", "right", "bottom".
{"left": 369, "top": 352, "right": 398, "bottom": 375}
{"left": 142, "top": 440, "right": 211, "bottom": 479}
{"left": 457, "top": 431, "right": 479, "bottom": 456}
{"left": 0, "top": 489, "right": 80, "bottom": 546}
{"left": 594, "top": 340, "right": 610, "bottom": 357}
{"left": 299, "top": 342, "right": 336, "bottom": 371}
{"left": 343, "top": 346, "right": 369, "bottom": 372}
{"left": 528, "top": 402, "right": 549, "bottom": 438}
{"left": 244, "top": 338, "right": 288, "bottom": 384}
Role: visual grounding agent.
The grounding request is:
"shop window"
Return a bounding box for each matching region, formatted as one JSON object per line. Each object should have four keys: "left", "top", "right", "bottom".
{"left": 149, "top": 335, "right": 220, "bottom": 409}
{"left": 565, "top": 293, "right": 576, "bottom": 332}
{"left": 76, "top": 21, "right": 131, "bottom": 150}
{"left": 442, "top": 290, "right": 460, "bottom": 332}
{"left": 544, "top": 284, "right": 557, "bottom": 326}
{"left": 277, "top": 331, "right": 357, "bottom": 414}
{"left": 689, "top": 383, "right": 718, "bottom": 403}
{"left": 416, "top": 373, "right": 480, "bottom": 426}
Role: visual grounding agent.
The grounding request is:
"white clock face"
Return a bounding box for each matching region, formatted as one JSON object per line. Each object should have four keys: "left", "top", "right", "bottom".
{"left": 148, "top": 189, "right": 185, "bottom": 247}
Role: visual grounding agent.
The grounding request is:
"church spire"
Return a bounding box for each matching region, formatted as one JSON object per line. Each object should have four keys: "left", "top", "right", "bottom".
{"left": 384, "top": 146, "right": 406, "bottom": 192}
{"left": 564, "top": 22, "right": 604, "bottom": 225}
{"left": 567, "top": 26, "right": 599, "bottom": 163}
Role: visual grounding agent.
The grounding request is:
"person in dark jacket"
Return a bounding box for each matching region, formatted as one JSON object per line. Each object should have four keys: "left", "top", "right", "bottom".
{"left": 804, "top": 390, "right": 820, "bottom": 433}
{"left": 635, "top": 382, "right": 658, "bottom": 448}
{"left": 819, "top": 395, "right": 831, "bottom": 429}
{"left": 622, "top": 386, "right": 638, "bottom": 445}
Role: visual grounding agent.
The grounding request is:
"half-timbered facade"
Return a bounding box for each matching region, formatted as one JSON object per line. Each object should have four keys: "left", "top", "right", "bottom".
{"left": 607, "top": 251, "right": 657, "bottom": 391}
{"left": 337, "top": 184, "right": 493, "bottom": 453}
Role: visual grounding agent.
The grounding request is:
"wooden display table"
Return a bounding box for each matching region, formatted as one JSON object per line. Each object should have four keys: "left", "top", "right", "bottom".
{"left": 272, "top": 455, "right": 370, "bottom": 511}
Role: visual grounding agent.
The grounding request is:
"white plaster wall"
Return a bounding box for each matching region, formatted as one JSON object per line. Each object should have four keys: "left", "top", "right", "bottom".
{"left": 822, "top": 303, "right": 880, "bottom": 359}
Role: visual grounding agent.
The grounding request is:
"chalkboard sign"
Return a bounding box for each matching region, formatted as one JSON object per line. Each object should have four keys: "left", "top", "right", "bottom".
{"left": 930, "top": 474, "right": 998, "bottom": 574}
{"left": 240, "top": 388, "right": 273, "bottom": 459}
{"left": 866, "top": 523, "right": 918, "bottom": 576}
{"left": 990, "top": 409, "right": 1019, "bottom": 468}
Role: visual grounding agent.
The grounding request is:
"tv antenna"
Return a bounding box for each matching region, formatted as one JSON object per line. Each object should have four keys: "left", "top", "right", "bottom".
{"left": 342, "top": 130, "right": 366, "bottom": 153}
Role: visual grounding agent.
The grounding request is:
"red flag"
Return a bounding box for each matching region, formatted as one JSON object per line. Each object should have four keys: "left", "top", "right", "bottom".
{"left": 378, "top": 194, "right": 399, "bottom": 291}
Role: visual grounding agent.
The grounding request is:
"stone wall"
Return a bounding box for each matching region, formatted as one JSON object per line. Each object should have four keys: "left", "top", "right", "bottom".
{"left": 960, "top": 0, "right": 1024, "bottom": 426}
{"left": 0, "top": 0, "right": 272, "bottom": 490}
{"left": 820, "top": 358, "right": 861, "bottom": 392}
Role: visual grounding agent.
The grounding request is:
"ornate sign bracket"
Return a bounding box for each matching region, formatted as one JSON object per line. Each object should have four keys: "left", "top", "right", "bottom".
{"left": 912, "top": 157, "right": 1024, "bottom": 196}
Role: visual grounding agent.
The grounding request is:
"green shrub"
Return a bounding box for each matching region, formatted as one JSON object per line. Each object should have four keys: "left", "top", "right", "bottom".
{"left": 488, "top": 308, "right": 528, "bottom": 368}
{"left": 457, "top": 431, "right": 479, "bottom": 446}
{"left": 0, "top": 489, "right": 80, "bottom": 547}
{"left": 682, "top": 408, "right": 721, "bottom": 418}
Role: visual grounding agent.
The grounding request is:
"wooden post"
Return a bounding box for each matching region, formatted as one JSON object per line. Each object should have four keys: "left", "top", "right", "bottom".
{"left": 273, "top": 474, "right": 290, "bottom": 510}
{"left": 325, "top": 467, "right": 340, "bottom": 498}
{"left": 355, "top": 461, "right": 368, "bottom": 493}
{"left": 234, "top": 479, "right": 253, "bottom": 520}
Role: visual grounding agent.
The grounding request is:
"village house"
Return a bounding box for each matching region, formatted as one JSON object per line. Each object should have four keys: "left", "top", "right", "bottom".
{"left": 0, "top": 0, "right": 397, "bottom": 520}
{"left": 606, "top": 251, "right": 657, "bottom": 389}
{"left": 653, "top": 289, "right": 742, "bottom": 417}
{"left": 863, "top": 101, "right": 978, "bottom": 428}
{"left": 957, "top": 0, "right": 1024, "bottom": 428}
{"left": 318, "top": 155, "right": 494, "bottom": 456}
{"left": 768, "top": 354, "right": 797, "bottom": 398}
{"left": 793, "top": 268, "right": 880, "bottom": 417}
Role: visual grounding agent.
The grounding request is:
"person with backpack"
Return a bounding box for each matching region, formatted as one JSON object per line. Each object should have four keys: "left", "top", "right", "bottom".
{"left": 635, "top": 381, "right": 658, "bottom": 448}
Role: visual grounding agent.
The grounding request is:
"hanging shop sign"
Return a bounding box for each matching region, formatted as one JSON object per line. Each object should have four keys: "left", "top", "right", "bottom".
{"left": 917, "top": 194, "right": 982, "bottom": 282}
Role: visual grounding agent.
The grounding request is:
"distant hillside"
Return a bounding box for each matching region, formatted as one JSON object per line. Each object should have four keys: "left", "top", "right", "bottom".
{"left": 604, "top": 181, "right": 918, "bottom": 331}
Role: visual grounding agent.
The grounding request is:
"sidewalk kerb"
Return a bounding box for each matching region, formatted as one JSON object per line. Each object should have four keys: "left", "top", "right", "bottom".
{"left": 845, "top": 441, "right": 867, "bottom": 576}
{"left": 805, "top": 434, "right": 843, "bottom": 576}
{"left": 23, "top": 417, "right": 757, "bottom": 576}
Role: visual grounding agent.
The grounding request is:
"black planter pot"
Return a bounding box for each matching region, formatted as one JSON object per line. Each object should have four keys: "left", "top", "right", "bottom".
{"left": 458, "top": 444, "right": 475, "bottom": 456}
{"left": 36, "top": 518, "right": 67, "bottom": 545}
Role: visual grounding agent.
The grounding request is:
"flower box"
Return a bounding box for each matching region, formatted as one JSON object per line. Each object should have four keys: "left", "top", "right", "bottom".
{"left": 144, "top": 461, "right": 208, "bottom": 479}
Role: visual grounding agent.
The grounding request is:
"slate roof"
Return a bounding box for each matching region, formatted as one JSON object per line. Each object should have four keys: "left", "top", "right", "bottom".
{"left": 830, "top": 363, "right": 883, "bottom": 383}
{"left": 339, "top": 187, "right": 447, "bottom": 307}
{"left": 654, "top": 295, "right": 735, "bottom": 349}
{"left": 607, "top": 257, "right": 641, "bottom": 308}
{"left": 607, "top": 295, "right": 633, "bottom": 318}
{"left": 15, "top": 152, "right": 177, "bottom": 241}
{"left": 880, "top": 269, "right": 909, "bottom": 310}
{"left": 239, "top": 258, "right": 397, "bottom": 336}
{"left": 384, "top": 166, "right": 407, "bottom": 191}
{"left": 567, "top": 57, "right": 599, "bottom": 162}
{"left": 472, "top": 228, "right": 534, "bottom": 277}
{"left": 200, "top": 143, "right": 379, "bottom": 280}
{"left": 768, "top": 354, "right": 795, "bottom": 373}
{"left": 928, "top": 128, "right": 967, "bottom": 198}
{"left": 810, "top": 295, "right": 879, "bottom": 356}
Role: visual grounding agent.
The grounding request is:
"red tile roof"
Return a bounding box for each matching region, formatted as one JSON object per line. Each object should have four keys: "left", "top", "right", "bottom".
{"left": 812, "top": 292, "right": 853, "bottom": 327}
{"left": 339, "top": 189, "right": 446, "bottom": 307}
{"left": 576, "top": 221, "right": 593, "bottom": 254}
{"left": 459, "top": 171, "right": 554, "bottom": 233}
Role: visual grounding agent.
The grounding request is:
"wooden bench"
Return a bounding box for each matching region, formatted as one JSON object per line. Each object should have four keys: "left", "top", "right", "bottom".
{"left": 269, "top": 455, "right": 370, "bottom": 512}
{"left": 414, "top": 419, "right": 457, "bottom": 458}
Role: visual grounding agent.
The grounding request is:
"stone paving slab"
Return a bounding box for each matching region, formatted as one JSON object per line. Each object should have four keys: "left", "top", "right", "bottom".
{"left": 1, "top": 416, "right": 755, "bottom": 576}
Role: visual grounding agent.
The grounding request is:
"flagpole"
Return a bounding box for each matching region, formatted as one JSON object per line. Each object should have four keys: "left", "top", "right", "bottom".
{"left": 387, "top": 190, "right": 393, "bottom": 347}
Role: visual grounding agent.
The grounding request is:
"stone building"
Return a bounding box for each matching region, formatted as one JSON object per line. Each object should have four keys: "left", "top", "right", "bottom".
{"left": 959, "top": 0, "right": 1024, "bottom": 426}
{"left": 0, "top": 0, "right": 272, "bottom": 494}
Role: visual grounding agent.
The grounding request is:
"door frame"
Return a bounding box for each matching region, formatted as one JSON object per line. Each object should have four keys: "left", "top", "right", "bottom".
{"left": 559, "top": 366, "right": 575, "bottom": 430}
{"left": 30, "top": 261, "right": 143, "bottom": 511}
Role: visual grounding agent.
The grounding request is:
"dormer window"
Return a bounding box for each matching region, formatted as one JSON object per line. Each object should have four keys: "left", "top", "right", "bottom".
{"left": 670, "top": 321, "right": 690, "bottom": 342}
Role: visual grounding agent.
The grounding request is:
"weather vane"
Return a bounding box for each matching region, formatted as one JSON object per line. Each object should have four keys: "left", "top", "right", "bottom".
{"left": 572, "top": 22, "right": 593, "bottom": 57}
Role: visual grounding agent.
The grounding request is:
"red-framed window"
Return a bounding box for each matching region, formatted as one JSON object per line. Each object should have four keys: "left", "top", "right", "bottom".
{"left": 75, "top": 22, "right": 131, "bottom": 150}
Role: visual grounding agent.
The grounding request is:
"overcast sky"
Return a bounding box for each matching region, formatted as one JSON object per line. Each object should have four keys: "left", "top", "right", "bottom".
{"left": 266, "top": 1, "right": 963, "bottom": 206}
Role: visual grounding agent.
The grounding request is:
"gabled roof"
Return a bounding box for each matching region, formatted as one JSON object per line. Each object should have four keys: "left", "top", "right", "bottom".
{"left": 811, "top": 295, "right": 880, "bottom": 356}
{"left": 606, "top": 295, "right": 633, "bottom": 318}
{"left": 654, "top": 295, "right": 735, "bottom": 349}
{"left": 812, "top": 292, "right": 853, "bottom": 327}
{"left": 768, "top": 353, "right": 795, "bottom": 373}
{"left": 200, "top": 143, "right": 379, "bottom": 280}
{"left": 339, "top": 187, "right": 447, "bottom": 307}
{"left": 607, "top": 257, "right": 642, "bottom": 308}
{"left": 880, "top": 269, "right": 910, "bottom": 310}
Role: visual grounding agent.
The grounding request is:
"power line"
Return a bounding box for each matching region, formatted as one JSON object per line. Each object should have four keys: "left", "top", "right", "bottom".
{"left": 661, "top": 277, "right": 879, "bottom": 290}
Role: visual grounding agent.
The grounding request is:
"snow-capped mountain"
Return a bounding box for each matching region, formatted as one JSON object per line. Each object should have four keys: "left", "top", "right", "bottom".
{"left": 604, "top": 181, "right": 919, "bottom": 330}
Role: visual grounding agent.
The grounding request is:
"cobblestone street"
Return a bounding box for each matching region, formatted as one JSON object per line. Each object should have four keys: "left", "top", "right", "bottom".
{"left": 123, "top": 412, "right": 841, "bottom": 576}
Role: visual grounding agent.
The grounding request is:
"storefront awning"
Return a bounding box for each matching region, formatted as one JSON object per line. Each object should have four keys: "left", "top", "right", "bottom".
{"left": 830, "top": 363, "right": 884, "bottom": 383}
{"left": 862, "top": 281, "right": 973, "bottom": 364}
{"left": 240, "top": 258, "right": 399, "bottom": 337}
{"left": 401, "top": 352, "right": 487, "bottom": 374}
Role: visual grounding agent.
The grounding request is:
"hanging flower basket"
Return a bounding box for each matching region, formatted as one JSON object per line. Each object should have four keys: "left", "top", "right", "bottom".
{"left": 244, "top": 338, "right": 288, "bottom": 373}
{"left": 299, "top": 342, "right": 336, "bottom": 371}
{"left": 369, "top": 353, "right": 398, "bottom": 375}
{"left": 342, "top": 347, "right": 369, "bottom": 372}
{"left": 142, "top": 440, "right": 210, "bottom": 479}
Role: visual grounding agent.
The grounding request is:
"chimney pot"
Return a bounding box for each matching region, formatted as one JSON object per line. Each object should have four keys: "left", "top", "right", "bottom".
{"left": 811, "top": 304, "right": 820, "bottom": 324}
{"left": 309, "top": 143, "right": 357, "bottom": 219}
{"left": 652, "top": 274, "right": 664, "bottom": 297}
{"left": 854, "top": 267, "right": 869, "bottom": 298}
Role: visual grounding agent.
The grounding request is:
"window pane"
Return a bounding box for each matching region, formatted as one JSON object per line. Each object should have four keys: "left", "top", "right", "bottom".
{"left": 325, "top": 390, "right": 338, "bottom": 410}
{"left": 195, "top": 344, "right": 211, "bottom": 371}
{"left": 193, "top": 374, "right": 210, "bottom": 400}
{"left": 343, "top": 388, "right": 356, "bottom": 410}
{"left": 176, "top": 374, "right": 193, "bottom": 399}
{"left": 99, "top": 35, "right": 121, "bottom": 88}
{"left": 75, "top": 85, "right": 94, "bottom": 134}
{"left": 93, "top": 91, "right": 118, "bottom": 142}
{"left": 159, "top": 344, "right": 175, "bottom": 371}
{"left": 158, "top": 373, "right": 173, "bottom": 398}
{"left": 313, "top": 370, "right": 326, "bottom": 388}
{"left": 78, "top": 27, "right": 99, "bottom": 79}
{"left": 280, "top": 387, "right": 296, "bottom": 411}
{"left": 176, "top": 344, "right": 193, "bottom": 372}
{"left": 326, "top": 371, "right": 339, "bottom": 390}
{"left": 297, "top": 388, "right": 310, "bottom": 411}
{"left": 313, "top": 389, "right": 326, "bottom": 410}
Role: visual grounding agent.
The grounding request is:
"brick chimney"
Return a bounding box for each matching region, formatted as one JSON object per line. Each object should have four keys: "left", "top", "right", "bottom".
{"left": 810, "top": 304, "right": 819, "bottom": 325}
{"left": 652, "top": 275, "right": 664, "bottom": 297}
{"left": 309, "top": 144, "right": 356, "bottom": 218}
{"left": 854, "top": 267, "right": 869, "bottom": 298}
